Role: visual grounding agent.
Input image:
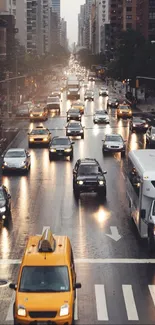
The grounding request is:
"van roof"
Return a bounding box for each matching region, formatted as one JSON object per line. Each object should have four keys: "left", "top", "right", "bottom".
{"left": 22, "top": 233, "right": 70, "bottom": 267}
{"left": 128, "top": 149, "right": 155, "bottom": 179}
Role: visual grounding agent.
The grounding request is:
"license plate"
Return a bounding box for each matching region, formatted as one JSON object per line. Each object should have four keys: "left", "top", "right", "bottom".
{"left": 37, "top": 322, "right": 48, "bottom": 325}
{"left": 58, "top": 152, "right": 63, "bottom": 155}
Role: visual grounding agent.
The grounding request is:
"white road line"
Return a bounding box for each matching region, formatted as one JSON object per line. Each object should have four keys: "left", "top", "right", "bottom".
{"left": 5, "top": 292, "right": 15, "bottom": 321}
{"left": 74, "top": 290, "right": 78, "bottom": 320}
{"left": 148, "top": 285, "right": 155, "bottom": 306}
{"left": 95, "top": 284, "right": 109, "bottom": 321}
{"left": 121, "top": 172, "right": 125, "bottom": 180}
{"left": 1, "top": 258, "right": 155, "bottom": 265}
{"left": 122, "top": 285, "right": 139, "bottom": 321}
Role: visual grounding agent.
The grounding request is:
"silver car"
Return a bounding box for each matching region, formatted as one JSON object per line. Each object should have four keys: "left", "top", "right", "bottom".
{"left": 93, "top": 110, "right": 110, "bottom": 124}
{"left": 2, "top": 149, "right": 31, "bottom": 173}
{"left": 102, "top": 134, "right": 126, "bottom": 157}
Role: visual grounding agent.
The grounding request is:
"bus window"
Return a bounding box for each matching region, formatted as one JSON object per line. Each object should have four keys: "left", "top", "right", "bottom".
{"left": 128, "top": 158, "right": 141, "bottom": 197}
{"left": 152, "top": 201, "right": 155, "bottom": 216}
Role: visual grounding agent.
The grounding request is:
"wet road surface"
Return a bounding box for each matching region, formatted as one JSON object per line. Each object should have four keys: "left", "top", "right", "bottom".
{"left": 0, "top": 80, "right": 155, "bottom": 324}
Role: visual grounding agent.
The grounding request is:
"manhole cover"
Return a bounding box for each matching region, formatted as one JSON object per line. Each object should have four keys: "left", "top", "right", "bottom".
{"left": 0, "top": 280, "right": 8, "bottom": 287}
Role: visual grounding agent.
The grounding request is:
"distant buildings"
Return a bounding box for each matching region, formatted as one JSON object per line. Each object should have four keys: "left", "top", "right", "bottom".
{"left": 78, "top": 0, "right": 155, "bottom": 55}
{"left": 0, "top": 0, "right": 68, "bottom": 58}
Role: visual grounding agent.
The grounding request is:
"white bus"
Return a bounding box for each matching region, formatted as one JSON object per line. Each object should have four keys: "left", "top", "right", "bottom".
{"left": 127, "top": 149, "right": 155, "bottom": 250}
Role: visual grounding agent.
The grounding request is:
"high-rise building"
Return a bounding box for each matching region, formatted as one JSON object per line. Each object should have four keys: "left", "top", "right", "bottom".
{"left": 16, "top": 0, "right": 27, "bottom": 49}
{"left": 0, "top": 0, "right": 16, "bottom": 16}
{"left": 51, "top": 0, "right": 60, "bottom": 44}
{"left": 60, "top": 18, "right": 67, "bottom": 49}
{"left": 95, "top": 0, "right": 110, "bottom": 54}
{"left": 78, "top": 4, "right": 86, "bottom": 47}
{"left": 0, "top": 17, "right": 7, "bottom": 59}
{"left": 136, "top": 0, "right": 148, "bottom": 40}
{"left": 49, "top": 7, "right": 59, "bottom": 48}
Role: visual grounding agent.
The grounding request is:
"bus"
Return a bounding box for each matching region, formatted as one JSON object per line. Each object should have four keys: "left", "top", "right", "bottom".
{"left": 126, "top": 149, "right": 155, "bottom": 250}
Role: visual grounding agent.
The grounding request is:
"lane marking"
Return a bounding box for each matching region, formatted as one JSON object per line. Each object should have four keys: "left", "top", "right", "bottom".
{"left": 122, "top": 285, "right": 139, "bottom": 321}
{"left": 95, "top": 284, "right": 109, "bottom": 321}
{"left": 148, "top": 285, "right": 155, "bottom": 306}
{"left": 5, "top": 292, "right": 15, "bottom": 321}
{"left": 121, "top": 171, "right": 125, "bottom": 180}
{"left": 1, "top": 258, "right": 155, "bottom": 265}
{"left": 74, "top": 290, "right": 78, "bottom": 320}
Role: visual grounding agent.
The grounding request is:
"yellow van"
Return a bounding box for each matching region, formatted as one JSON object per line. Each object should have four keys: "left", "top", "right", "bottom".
{"left": 9, "top": 227, "right": 81, "bottom": 325}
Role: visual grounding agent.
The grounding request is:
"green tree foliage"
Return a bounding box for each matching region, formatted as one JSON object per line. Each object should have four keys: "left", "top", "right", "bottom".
{"left": 77, "top": 48, "right": 106, "bottom": 68}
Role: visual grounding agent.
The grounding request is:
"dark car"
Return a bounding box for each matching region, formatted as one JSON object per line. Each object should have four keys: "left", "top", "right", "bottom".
{"left": 130, "top": 117, "right": 149, "bottom": 132}
{"left": 0, "top": 185, "right": 11, "bottom": 224}
{"left": 107, "top": 98, "right": 119, "bottom": 108}
{"left": 84, "top": 90, "right": 94, "bottom": 101}
{"left": 67, "top": 109, "right": 81, "bottom": 122}
{"left": 73, "top": 158, "right": 107, "bottom": 199}
{"left": 49, "top": 136, "right": 74, "bottom": 160}
{"left": 66, "top": 121, "right": 84, "bottom": 139}
{"left": 102, "top": 134, "right": 126, "bottom": 157}
{"left": 146, "top": 126, "right": 155, "bottom": 148}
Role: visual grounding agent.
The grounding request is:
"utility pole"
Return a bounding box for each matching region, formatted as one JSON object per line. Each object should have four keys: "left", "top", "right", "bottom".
{"left": 6, "top": 71, "right": 10, "bottom": 115}
{"left": 15, "top": 56, "right": 18, "bottom": 106}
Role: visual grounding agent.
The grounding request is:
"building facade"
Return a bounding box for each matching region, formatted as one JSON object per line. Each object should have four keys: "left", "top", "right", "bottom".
{"left": 0, "top": 17, "right": 7, "bottom": 59}
{"left": 16, "top": 0, "right": 27, "bottom": 49}
{"left": 60, "top": 18, "right": 67, "bottom": 49}
{"left": 51, "top": 0, "right": 60, "bottom": 44}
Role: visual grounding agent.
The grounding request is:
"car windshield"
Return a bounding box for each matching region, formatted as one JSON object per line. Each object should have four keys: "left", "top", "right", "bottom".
{"left": 68, "top": 123, "right": 81, "bottom": 128}
{"left": 86, "top": 92, "right": 93, "bottom": 95}
{"left": 0, "top": 190, "right": 5, "bottom": 200}
{"left": 133, "top": 118, "right": 145, "bottom": 123}
{"left": 32, "top": 107, "right": 44, "bottom": 112}
{"left": 68, "top": 109, "right": 79, "bottom": 114}
{"left": 96, "top": 111, "right": 107, "bottom": 115}
{"left": 19, "top": 266, "right": 70, "bottom": 293}
{"left": 78, "top": 164, "right": 99, "bottom": 175}
{"left": 152, "top": 200, "right": 155, "bottom": 215}
{"left": 5, "top": 151, "right": 25, "bottom": 158}
{"left": 31, "top": 129, "right": 48, "bottom": 135}
{"left": 152, "top": 129, "right": 155, "bottom": 134}
{"left": 106, "top": 135, "right": 122, "bottom": 142}
{"left": 18, "top": 105, "right": 28, "bottom": 111}
{"left": 120, "top": 105, "right": 129, "bottom": 109}
{"left": 47, "top": 97, "right": 59, "bottom": 102}
{"left": 52, "top": 138, "right": 70, "bottom": 145}
{"left": 110, "top": 98, "right": 117, "bottom": 101}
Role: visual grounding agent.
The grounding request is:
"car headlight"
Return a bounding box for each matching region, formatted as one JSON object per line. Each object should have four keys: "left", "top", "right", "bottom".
{"left": 30, "top": 114, "right": 33, "bottom": 117}
{"left": 80, "top": 130, "right": 83, "bottom": 133}
{"left": 116, "top": 102, "right": 118, "bottom": 105}
{"left": 50, "top": 148, "right": 56, "bottom": 152}
{"left": 108, "top": 102, "right": 111, "bottom": 105}
{"left": 0, "top": 206, "right": 6, "bottom": 213}
{"left": 78, "top": 91, "right": 80, "bottom": 94}
{"left": 67, "top": 130, "right": 71, "bottom": 133}
{"left": 68, "top": 92, "right": 70, "bottom": 94}
{"left": 133, "top": 124, "right": 136, "bottom": 127}
{"left": 78, "top": 115, "right": 81, "bottom": 117}
{"left": 145, "top": 124, "right": 148, "bottom": 127}
{"left": 60, "top": 304, "right": 69, "bottom": 317}
{"left": 4, "top": 161, "right": 7, "bottom": 166}
{"left": 21, "top": 161, "right": 26, "bottom": 166}
{"left": 65, "top": 148, "right": 72, "bottom": 152}
{"left": 40, "top": 113, "right": 43, "bottom": 116}
{"left": 99, "top": 180, "right": 104, "bottom": 185}
{"left": 68, "top": 115, "right": 70, "bottom": 117}
{"left": 43, "top": 137, "right": 48, "bottom": 141}
{"left": 30, "top": 138, "right": 34, "bottom": 142}
{"left": 129, "top": 110, "right": 132, "bottom": 114}
{"left": 18, "top": 306, "right": 26, "bottom": 317}
{"left": 77, "top": 180, "right": 83, "bottom": 185}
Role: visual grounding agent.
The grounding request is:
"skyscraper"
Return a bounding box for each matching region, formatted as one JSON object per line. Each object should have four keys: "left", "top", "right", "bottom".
{"left": 51, "top": 0, "right": 61, "bottom": 44}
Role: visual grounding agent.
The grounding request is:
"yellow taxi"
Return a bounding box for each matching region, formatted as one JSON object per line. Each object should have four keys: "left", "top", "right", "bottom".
{"left": 9, "top": 227, "right": 81, "bottom": 325}
{"left": 71, "top": 101, "right": 85, "bottom": 114}
{"left": 117, "top": 102, "right": 132, "bottom": 118}
{"left": 28, "top": 126, "right": 51, "bottom": 147}
{"left": 29, "top": 104, "right": 48, "bottom": 121}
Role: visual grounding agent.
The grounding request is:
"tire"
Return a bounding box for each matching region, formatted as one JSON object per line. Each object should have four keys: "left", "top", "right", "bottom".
{"left": 73, "top": 188, "right": 80, "bottom": 199}
{"left": 49, "top": 154, "right": 52, "bottom": 161}
{"left": 81, "top": 134, "right": 84, "bottom": 139}
{"left": 70, "top": 153, "right": 73, "bottom": 161}
{"left": 121, "top": 151, "right": 126, "bottom": 158}
{"left": 148, "top": 225, "right": 155, "bottom": 252}
{"left": 98, "top": 188, "right": 106, "bottom": 199}
{"left": 28, "top": 142, "right": 32, "bottom": 148}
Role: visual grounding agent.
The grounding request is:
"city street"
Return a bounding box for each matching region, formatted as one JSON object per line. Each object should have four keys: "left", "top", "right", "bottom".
{"left": 0, "top": 80, "right": 155, "bottom": 325}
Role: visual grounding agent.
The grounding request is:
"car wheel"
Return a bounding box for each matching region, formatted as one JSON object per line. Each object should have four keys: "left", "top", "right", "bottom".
{"left": 70, "top": 153, "right": 73, "bottom": 161}
{"left": 121, "top": 151, "right": 126, "bottom": 158}
{"left": 148, "top": 225, "right": 155, "bottom": 253}
{"left": 73, "top": 188, "right": 80, "bottom": 199}
{"left": 98, "top": 188, "right": 106, "bottom": 199}
{"left": 81, "top": 134, "right": 84, "bottom": 139}
{"left": 49, "top": 154, "right": 53, "bottom": 161}
{"left": 28, "top": 142, "right": 32, "bottom": 148}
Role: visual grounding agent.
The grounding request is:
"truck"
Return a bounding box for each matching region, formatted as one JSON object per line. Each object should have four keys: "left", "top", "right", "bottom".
{"left": 67, "top": 76, "right": 80, "bottom": 100}
{"left": 126, "top": 149, "right": 155, "bottom": 251}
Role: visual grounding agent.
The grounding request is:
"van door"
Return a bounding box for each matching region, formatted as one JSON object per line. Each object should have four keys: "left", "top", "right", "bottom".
{"left": 148, "top": 200, "right": 155, "bottom": 251}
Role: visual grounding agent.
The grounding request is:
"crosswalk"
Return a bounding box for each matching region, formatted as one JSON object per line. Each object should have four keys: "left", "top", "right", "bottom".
{"left": 3, "top": 284, "right": 155, "bottom": 323}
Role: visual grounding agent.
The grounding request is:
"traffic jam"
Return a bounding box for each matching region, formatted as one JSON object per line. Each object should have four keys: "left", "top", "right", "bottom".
{"left": 0, "top": 55, "right": 155, "bottom": 325}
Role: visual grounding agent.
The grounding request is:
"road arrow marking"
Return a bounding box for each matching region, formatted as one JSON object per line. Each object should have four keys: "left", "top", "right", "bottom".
{"left": 106, "top": 226, "right": 121, "bottom": 242}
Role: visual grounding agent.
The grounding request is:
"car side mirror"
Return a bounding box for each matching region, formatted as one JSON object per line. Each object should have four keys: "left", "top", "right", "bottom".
{"left": 9, "top": 283, "right": 17, "bottom": 290}
{"left": 103, "top": 171, "right": 107, "bottom": 174}
{"left": 7, "top": 194, "right": 11, "bottom": 199}
{"left": 74, "top": 283, "right": 82, "bottom": 290}
{"left": 140, "top": 209, "right": 146, "bottom": 219}
{"left": 71, "top": 142, "right": 75, "bottom": 144}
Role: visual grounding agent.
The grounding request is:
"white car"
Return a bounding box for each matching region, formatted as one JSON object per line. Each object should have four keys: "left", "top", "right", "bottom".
{"left": 2, "top": 149, "right": 31, "bottom": 173}
{"left": 99, "top": 87, "right": 109, "bottom": 96}
{"left": 93, "top": 110, "right": 110, "bottom": 124}
{"left": 102, "top": 134, "right": 126, "bottom": 157}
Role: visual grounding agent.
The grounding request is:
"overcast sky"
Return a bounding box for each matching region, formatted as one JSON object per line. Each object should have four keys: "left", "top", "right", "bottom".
{"left": 61, "top": 0, "right": 85, "bottom": 45}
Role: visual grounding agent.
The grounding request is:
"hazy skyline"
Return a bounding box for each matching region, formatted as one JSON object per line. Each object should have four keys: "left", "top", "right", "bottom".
{"left": 61, "top": 0, "right": 85, "bottom": 45}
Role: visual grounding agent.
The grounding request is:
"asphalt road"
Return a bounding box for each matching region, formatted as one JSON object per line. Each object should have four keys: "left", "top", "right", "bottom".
{"left": 0, "top": 80, "right": 155, "bottom": 325}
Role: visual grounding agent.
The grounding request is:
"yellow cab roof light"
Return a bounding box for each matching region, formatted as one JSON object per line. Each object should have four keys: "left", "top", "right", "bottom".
{"left": 38, "top": 228, "right": 55, "bottom": 253}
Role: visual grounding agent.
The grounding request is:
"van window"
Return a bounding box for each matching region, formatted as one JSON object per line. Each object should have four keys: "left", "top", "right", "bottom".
{"left": 128, "top": 158, "right": 141, "bottom": 197}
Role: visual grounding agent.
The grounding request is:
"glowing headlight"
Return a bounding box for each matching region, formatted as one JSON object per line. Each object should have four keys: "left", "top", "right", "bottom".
{"left": 0, "top": 207, "right": 6, "bottom": 213}
{"left": 65, "top": 148, "right": 72, "bottom": 152}
{"left": 40, "top": 113, "right": 43, "bottom": 116}
{"left": 60, "top": 304, "right": 69, "bottom": 317}
{"left": 78, "top": 180, "right": 83, "bottom": 185}
{"left": 99, "top": 180, "right": 104, "bottom": 185}
{"left": 67, "top": 130, "right": 71, "bottom": 133}
{"left": 133, "top": 124, "right": 136, "bottom": 127}
{"left": 145, "top": 124, "right": 148, "bottom": 127}
{"left": 4, "top": 162, "right": 7, "bottom": 166}
{"left": 50, "top": 149, "right": 56, "bottom": 152}
{"left": 21, "top": 161, "right": 26, "bottom": 166}
{"left": 78, "top": 115, "right": 81, "bottom": 117}
{"left": 129, "top": 110, "right": 132, "bottom": 114}
{"left": 30, "top": 138, "right": 34, "bottom": 142}
{"left": 108, "top": 102, "right": 111, "bottom": 105}
{"left": 43, "top": 138, "right": 48, "bottom": 141}
{"left": 18, "top": 307, "right": 26, "bottom": 317}
{"left": 80, "top": 130, "right": 83, "bottom": 133}
{"left": 68, "top": 92, "right": 70, "bottom": 94}
{"left": 30, "top": 114, "right": 33, "bottom": 117}
{"left": 68, "top": 115, "right": 70, "bottom": 117}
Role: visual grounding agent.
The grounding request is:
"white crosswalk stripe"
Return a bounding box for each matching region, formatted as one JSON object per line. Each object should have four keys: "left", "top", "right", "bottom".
{"left": 4, "top": 284, "right": 155, "bottom": 323}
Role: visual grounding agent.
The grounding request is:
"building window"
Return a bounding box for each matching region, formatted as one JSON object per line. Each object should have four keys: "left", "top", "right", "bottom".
{"left": 149, "top": 12, "right": 155, "bottom": 19}
{"left": 126, "top": 15, "right": 132, "bottom": 19}
{"left": 127, "top": 7, "right": 132, "bottom": 12}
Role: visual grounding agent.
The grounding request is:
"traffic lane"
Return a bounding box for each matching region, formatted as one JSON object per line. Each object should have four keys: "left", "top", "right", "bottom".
{"left": 0, "top": 124, "right": 150, "bottom": 261}
{"left": 0, "top": 263, "right": 155, "bottom": 324}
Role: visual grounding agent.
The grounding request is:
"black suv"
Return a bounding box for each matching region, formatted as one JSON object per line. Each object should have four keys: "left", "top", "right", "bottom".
{"left": 73, "top": 158, "right": 107, "bottom": 199}
{"left": 0, "top": 185, "right": 11, "bottom": 225}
